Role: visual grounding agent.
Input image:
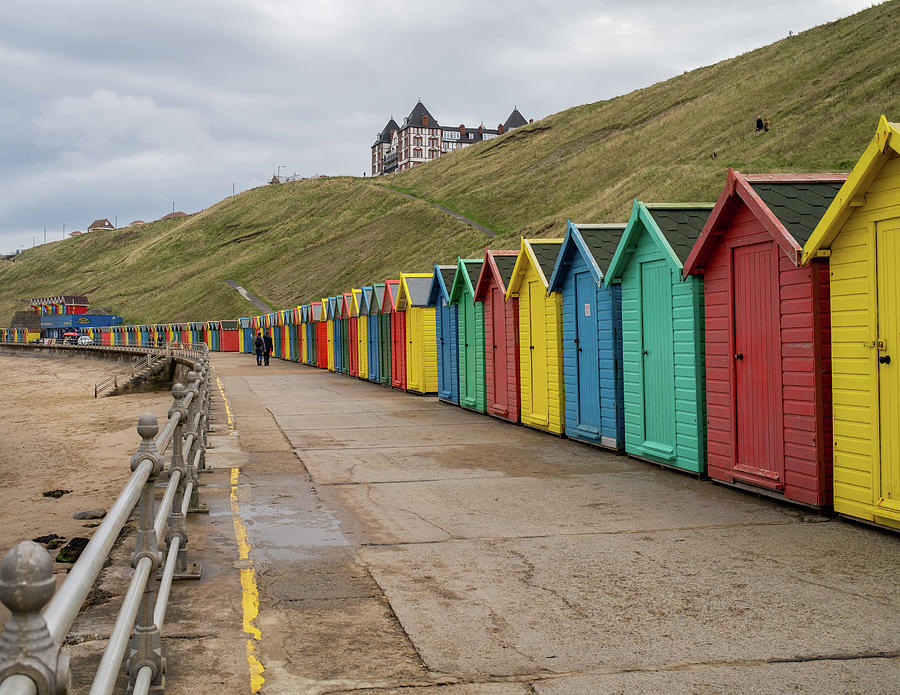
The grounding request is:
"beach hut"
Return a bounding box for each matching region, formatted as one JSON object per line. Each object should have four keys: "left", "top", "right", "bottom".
{"left": 355, "top": 288, "right": 369, "bottom": 380}
{"left": 325, "top": 298, "right": 336, "bottom": 371}
{"left": 385, "top": 279, "right": 406, "bottom": 389}
{"left": 548, "top": 222, "right": 627, "bottom": 449}
{"left": 221, "top": 320, "right": 240, "bottom": 352}
{"left": 333, "top": 298, "right": 344, "bottom": 374}
{"left": 301, "top": 305, "right": 311, "bottom": 365}
{"left": 473, "top": 250, "right": 521, "bottom": 423}
{"left": 240, "top": 319, "right": 252, "bottom": 353}
{"left": 506, "top": 238, "right": 565, "bottom": 434}
{"left": 427, "top": 264, "right": 459, "bottom": 404}
{"left": 398, "top": 273, "right": 438, "bottom": 394}
{"left": 684, "top": 170, "right": 845, "bottom": 505}
{"left": 603, "top": 201, "right": 713, "bottom": 473}
{"left": 314, "top": 302, "right": 328, "bottom": 368}
{"left": 377, "top": 282, "right": 393, "bottom": 385}
{"left": 450, "top": 258, "right": 486, "bottom": 412}
{"left": 801, "top": 116, "right": 900, "bottom": 528}
{"left": 347, "top": 291, "right": 360, "bottom": 377}
{"left": 365, "top": 286, "right": 381, "bottom": 383}
{"left": 339, "top": 294, "right": 351, "bottom": 375}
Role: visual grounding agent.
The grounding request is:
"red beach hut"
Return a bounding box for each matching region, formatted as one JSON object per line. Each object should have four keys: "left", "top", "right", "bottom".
{"left": 311, "top": 301, "right": 328, "bottom": 369}
{"left": 385, "top": 279, "right": 406, "bottom": 390}
{"left": 684, "top": 170, "right": 846, "bottom": 506}
{"left": 473, "top": 249, "right": 521, "bottom": 423}
{"left": 345, "top": 291, "right": 359, "bottom": 377}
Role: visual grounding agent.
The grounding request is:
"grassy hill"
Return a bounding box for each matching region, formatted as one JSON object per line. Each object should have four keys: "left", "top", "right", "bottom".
{"left": 2, "top": 2, "right": 898, "bottom": 325}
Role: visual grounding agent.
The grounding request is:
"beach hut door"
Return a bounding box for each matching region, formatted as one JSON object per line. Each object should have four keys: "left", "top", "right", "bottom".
{"left": 876, "top": 220, "right": 900, "bottom": 511}
{"left": 463, "top": 298, "right": 477, "bottom": 403}
{"left": 639, "top": 261, "right": 675, "bottom": 455}
{"left": 732, "top": 242, "right": 782, "bottom": 485}
{"left": 439, "top": 302, "right": 452, "bottom": 396}
{"left": 528, "top": 280, "right": 549, "bottom": 424}
{"left": 575, "top": 272, "right": 600, "bottom": 434}
{"left": 491, "top": 287, "right": 508, "bottom": 411}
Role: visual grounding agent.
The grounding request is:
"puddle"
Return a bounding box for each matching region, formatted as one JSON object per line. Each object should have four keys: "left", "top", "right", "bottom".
{"left": 240, "top": 501, "right": 349, "bottom": 562}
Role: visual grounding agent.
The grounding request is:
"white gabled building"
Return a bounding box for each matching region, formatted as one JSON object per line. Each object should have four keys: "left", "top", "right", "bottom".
{"left": 371, "top": 101, "right": 529, "bottom": 176}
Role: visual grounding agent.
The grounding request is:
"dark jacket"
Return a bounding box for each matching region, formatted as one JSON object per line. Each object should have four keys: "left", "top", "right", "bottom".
{"left": 254, "top": 336, "right": 263, "bottom": 351}
{"left": 263, "top": 335, "right": 273, "bottom": 353}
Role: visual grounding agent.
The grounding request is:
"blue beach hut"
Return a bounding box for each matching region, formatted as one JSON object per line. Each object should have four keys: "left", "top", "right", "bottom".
{"left": 331, "top": 297, "right": 344, "bottom": 374}
{"left": 548, "top": 221, "right": 627, "bottom": 449}
{"left": 427, "top": 263, "right": 460, "bottom": 405}
{"left": 364, "top": 286, "right": 381, "bottom": 383}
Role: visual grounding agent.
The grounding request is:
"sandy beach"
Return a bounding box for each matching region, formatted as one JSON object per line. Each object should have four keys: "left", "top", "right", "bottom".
{"left": 0, "top": 353, "right": 172, "bottom": 622}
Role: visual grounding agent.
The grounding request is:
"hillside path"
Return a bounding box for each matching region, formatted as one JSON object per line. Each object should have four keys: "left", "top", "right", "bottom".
{"left": 382, "top": 186, "right": 497, "bottom": 237}
{"left": 210, "top": 352, "right": 900, "bottom": 694}
{"left": 226, "top": 280, "right": 273, "bottom": 312}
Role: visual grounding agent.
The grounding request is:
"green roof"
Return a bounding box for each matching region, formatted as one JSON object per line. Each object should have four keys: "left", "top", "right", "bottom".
{"left": 749, "top": 181, "right": 844, "bottom": 247}
{"left": 646, "top": 206, "right": 714, "bottom": 264}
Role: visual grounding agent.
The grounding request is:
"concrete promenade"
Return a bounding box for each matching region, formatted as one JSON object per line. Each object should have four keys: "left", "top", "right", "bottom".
{"left": 211, "top": 352, "right": 899, "bottom": 694}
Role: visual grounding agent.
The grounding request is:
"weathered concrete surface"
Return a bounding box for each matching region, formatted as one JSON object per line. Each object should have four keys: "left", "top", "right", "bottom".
{"left": 211, "top": 353, "right": 900, "bottom": 694}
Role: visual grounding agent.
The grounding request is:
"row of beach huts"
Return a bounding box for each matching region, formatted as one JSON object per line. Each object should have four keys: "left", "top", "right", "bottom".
{"left": 4, "top": 117, "right": 899, "bottom": 531}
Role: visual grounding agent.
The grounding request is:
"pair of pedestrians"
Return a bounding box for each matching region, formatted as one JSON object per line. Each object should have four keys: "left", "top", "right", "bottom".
{"left": 254, "top": 332, "right": 273, "bottom": 366}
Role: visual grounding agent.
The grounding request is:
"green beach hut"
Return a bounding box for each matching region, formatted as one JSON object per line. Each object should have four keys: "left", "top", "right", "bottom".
{"left": 450, "top": 257, "right": 486, "bottom": 412}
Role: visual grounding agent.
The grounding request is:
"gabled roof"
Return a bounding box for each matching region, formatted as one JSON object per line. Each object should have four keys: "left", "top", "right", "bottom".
{"left": 311, "top": 301, "right": 323, "bottom": 321}
{"left": 506, "top": 237, "right": 564, "bottom": 299}
{"left": 548, "top": 221, "right": 627, "bottom": 291}
{"left": 684, "top": 170, "right": 847, "bottom": 275}
{"left": 382, "top": 279, "right": 401, "bottom": 314}
{"left": 373, "top": 117, "right": 400, "bottom": 146}
{"left": 604, "top": 201, "right": 714, "bottom": 286}
{"left": 341, "top": 292, "right": 353, "bottom": 319}
{"left": 449, "top": 258, "right": 483, "bottom": 304}
{"left": 350, "top": 289, "right": 362, "bottom": 318}
{"left": 803, "top": 115, "right": 900, "bottom": 263}
{"left": 88, "top": 218, "right": 113, "bottom": 229}
{"left": 372, "top": 283, "right": 385, "bottom": 314}
{"left": 473, "top": 250, "right": 519, "bottom": 301}
{"left": 405, "top": 101, "right": 438, "bottom": 129}
{"left": 398, "top": 273, "right": 432, "bottom": 309}
{"left": 503, "top": 108, "right": 528, "bottom": 131}
{"left": 361, "top": 286, "right": 376, "bottom": 315}
{"left": 427, "top": 264, "right": 456, "bottom": 307}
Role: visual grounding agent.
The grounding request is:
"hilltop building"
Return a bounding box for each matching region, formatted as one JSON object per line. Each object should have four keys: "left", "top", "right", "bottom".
{"left": 88, "top": 218, "right": 115, "bottom": 232}
{"left": 371, "top": 101, "right": 529, "bottom": 176}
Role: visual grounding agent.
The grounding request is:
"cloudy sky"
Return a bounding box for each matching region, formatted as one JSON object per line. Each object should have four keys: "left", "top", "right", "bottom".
{"left": 0, "top": 0, "right": 878, "bottom": 253}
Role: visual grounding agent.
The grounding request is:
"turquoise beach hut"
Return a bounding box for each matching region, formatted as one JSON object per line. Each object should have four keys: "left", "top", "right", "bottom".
{"left": 450, "top": 258, "right": 486, "bottom": 412}
{"left": 548, "top": 221, "right": 627, "bottom": 449}
{"left": 603, "top": 201, "right": 713, "bottom": 473}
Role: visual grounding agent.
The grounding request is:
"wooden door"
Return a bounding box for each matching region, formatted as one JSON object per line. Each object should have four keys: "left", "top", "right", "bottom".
{"left": 639, "top": 261, "right": 675, "bottom": 454}
{"left": 407, "top": 311, "right": 419, "bottom": 390}
{"left": 528, "top": 280, "right": 548, "bottom": 423}
{"left": 491, "top": 287, "right": 507, "bottom": 412}
{"left": 462, "top": 296, "right": 476, "bottom": 405}
{"left": 380, "top": 314, "right": 391, "bottom": 382}
{"left": 575, "top": 271, "right": 601, "bottom": 434}
{"left": 732, "top": 242, "right": 782, "bottom": 484}
{"left": 439, "top": 301, "right": 452, "bottom": 397}
{"left": 877, "top": 219, "right": 900, "bottom": 511}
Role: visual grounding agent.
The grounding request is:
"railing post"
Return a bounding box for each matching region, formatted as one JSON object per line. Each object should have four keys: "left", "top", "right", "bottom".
{"left": 183, "top": 372, "right": 206, "bottom": 514}
{"left": 126, "top": 414, "right": 165, "bottom": 694}
{"left": 0, "top": 541, "right": 70, "bottom": 694}
{"left": 166, "top": 384, "right": 200, "bottom": 580}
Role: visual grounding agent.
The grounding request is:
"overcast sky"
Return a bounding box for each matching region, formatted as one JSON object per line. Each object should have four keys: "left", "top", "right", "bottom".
{"left": 0, "top": 0, "right": 878, "bottom": 253}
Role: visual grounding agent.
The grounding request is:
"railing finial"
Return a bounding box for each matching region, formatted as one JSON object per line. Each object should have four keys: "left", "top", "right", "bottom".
{"left": 0, "top": 541, "right": 70, "bottom": 694}
{"left": 131, "top": 414, "right": 161, "bottom": 475}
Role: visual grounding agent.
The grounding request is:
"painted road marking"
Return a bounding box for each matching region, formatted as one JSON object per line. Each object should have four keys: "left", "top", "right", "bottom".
{"left": 216, "top": 373, "right": 264, "bottom": 691}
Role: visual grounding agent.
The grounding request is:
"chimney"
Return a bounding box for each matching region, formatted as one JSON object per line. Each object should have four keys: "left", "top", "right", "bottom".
{"left": 478, "top": 124, "right": 484, "bottom": 134}
{"left": 498, "top": 124, "right": 504, "bottom": 134}
{"left": 422, "top": 114, "right": 429, "bottom": 126}
{"left": 459, "top": 124, "right": 466, "bottom": 135}
{"left": 529, "top": 119, "right": 534, "bottom": 123}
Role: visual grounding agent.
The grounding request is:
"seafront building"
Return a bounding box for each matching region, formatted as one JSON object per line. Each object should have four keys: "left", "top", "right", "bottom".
{"left": 371, "top": 101, "right": 528, "bottom": 176}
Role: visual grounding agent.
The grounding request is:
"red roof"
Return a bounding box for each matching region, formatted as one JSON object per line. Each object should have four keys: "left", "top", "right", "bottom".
{"left": 69, "top": 231, "right": 83, "bottom": 236}
{"left": 130, "top": 220, "right": 146, "bottom": 225}
{"left": 161, "top": 211, "right": 187, "bottom": 220}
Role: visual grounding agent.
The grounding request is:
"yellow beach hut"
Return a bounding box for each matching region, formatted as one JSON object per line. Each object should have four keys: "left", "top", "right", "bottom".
{"left": 802, "top": 116, "right": 900, "bottom": 530}
{"left": 324, "top": 297, "right": 335, "bottom": 371}
{"left": 353, "top": 288, "right": 368, "bottom": 380}
{"left": 399, "top": 273, "right": 438, "bottom": 394}
{"left": 506, "top": 237, "right": 565, "bottom": 435}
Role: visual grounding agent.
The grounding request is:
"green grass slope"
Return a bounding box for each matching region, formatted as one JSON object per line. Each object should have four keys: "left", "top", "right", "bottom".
{"left": 1, "top": 2, "right": 897, "bottom": 324}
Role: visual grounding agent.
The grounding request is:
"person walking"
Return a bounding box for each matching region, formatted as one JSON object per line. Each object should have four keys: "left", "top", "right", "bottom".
{"left": 254, "top": 331, "right": 264, "bottom": 366}
{"left": 263, "top": 332, "right": 273, "bottom": 366}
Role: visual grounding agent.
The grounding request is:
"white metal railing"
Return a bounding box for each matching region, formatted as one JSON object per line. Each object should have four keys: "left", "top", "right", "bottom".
{"left": 0, "top": 346, "right": 212, "bottom": 694}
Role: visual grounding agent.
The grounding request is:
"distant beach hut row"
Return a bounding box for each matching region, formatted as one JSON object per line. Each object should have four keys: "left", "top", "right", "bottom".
{"left": 11, "top": 117, "right": 895, "bottom": 531}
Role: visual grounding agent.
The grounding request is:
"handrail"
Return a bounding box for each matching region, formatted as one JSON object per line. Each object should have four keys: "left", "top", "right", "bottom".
{"left": 0, "top": 345, "right": 212, "bottom": 694}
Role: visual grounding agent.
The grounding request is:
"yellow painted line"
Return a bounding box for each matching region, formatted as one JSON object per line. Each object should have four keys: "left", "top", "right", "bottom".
{"left": 215, "top": 373, "right": 236, "bottom": 435}
{"left": 231, "top": 466, "right": 265, "bottom": 692}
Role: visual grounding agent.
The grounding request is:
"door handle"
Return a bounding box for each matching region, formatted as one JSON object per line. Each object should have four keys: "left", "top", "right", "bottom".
{"left": 642, "top": 349, "right": 648, "bottom": 356}
{"left": 879, "top": 354, "right": 891, "bottom": 365}
{"left": 735, "top": 353, "right": 743, "bottom": 361}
